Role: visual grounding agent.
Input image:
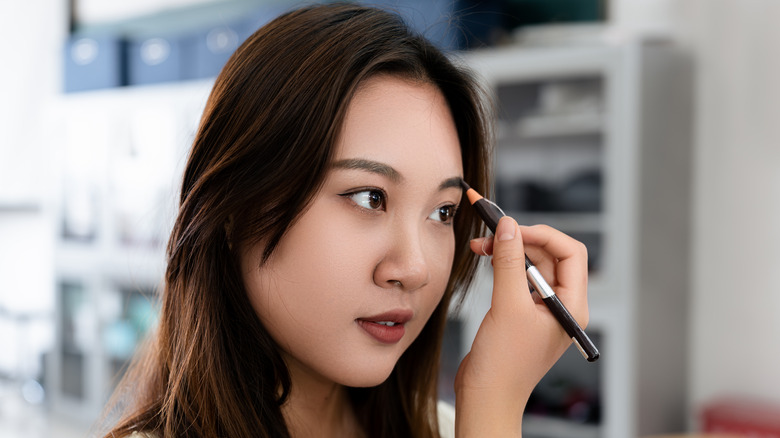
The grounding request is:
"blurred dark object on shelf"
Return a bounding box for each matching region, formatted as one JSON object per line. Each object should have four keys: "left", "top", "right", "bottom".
{"left": 525, "top": 329, "right": 603, "bottom": 424}
{"left": 496, "top": 169, "right": 602, "bottom": 213}
{"left": 558, "top": 169, "right": 602, "bottom": 212}
{"left": 568, "top": 232, "right": 601, "bottom": 272}
{"left": 503, "top": 0, "right": 605, "bottom": 29}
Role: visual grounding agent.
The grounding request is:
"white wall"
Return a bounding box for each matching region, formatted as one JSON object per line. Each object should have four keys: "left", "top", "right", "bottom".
{"left": 682, "top": 0, "right": 780, "bottom": 414}
{"left": 613, "top": 0, "right": 780, "bottom": 421}
{"left": 0, "top": 0, "right": 63, "bottom": 203}
{"left": 0, "top": 0, "right": 65, "bottom": 378}
{"left": 610, "top": 0, "right": 678, "bottom": 38}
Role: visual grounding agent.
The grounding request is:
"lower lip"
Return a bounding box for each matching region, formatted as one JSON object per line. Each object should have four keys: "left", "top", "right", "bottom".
{"left": 357, "top": 320, "right": 406, "bottom": 344}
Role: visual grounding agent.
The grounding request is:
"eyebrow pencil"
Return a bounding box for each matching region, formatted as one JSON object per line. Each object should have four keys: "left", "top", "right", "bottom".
{"left": 460, "top": 180, "right": 600, "bottom": 362}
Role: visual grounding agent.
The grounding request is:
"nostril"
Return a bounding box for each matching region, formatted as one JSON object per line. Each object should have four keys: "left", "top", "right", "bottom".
{"left": 372, "top": 242, "right": 431, "bottom": 291}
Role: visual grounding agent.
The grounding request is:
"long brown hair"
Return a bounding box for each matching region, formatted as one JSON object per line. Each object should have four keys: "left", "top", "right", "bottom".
{"left": 102, "top": 4, "right": 492, "bottom": 437}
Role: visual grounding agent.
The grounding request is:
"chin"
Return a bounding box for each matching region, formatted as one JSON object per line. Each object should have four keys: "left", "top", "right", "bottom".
{"left": 334, "top": 361, "right": 397, "bottom": 388}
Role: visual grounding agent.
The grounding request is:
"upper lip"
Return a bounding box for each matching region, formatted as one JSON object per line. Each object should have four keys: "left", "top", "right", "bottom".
{"left": 358, "top": 309, "right": 414, "bottom": 324}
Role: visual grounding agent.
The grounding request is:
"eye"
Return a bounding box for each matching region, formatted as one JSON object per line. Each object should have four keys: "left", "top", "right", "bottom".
{"left": 342, "top": 189, "right": 386, "bottom": 211}
{"left": 429, "top": 204, "right": 457, "bottom": 224}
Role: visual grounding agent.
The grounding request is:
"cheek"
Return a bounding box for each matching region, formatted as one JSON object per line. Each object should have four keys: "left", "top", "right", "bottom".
{"left": 418, "top": 235, "right": 456, "bottom": 318}
{"left": 239, "top": 214, "right": 381, "bottom": 328}
{"left": 433, "top": 232, "right": 457, "bottom": 284}
{"left": 240, "top": 250, "right": 276, "bottom": 325}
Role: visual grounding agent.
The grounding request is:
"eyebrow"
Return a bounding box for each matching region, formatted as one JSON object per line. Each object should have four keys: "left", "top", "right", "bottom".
{"left": 331, "top": 158, "right": 402, "bottom": 182}
{"left": 439, "top": 176, "right": 464, "bottom": 191}
{"left": 331, "top": 158, "right": 463, "bottom": 192}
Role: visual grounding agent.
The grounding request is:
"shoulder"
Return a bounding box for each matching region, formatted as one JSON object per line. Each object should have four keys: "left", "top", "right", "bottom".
{"left": 437, "top": 400, "right": 456, "bottom": 438}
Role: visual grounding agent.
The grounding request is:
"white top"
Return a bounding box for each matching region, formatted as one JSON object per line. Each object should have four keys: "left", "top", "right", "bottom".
{"left": 437, "top": 400, "right": 456, "bottom": 438}
{"left": 129, "top": 401, "right": 456, "bottom": 437}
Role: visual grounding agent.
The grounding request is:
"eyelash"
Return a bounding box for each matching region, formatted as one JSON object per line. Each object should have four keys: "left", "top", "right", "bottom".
{"left": 339, "top": 188, "right": 458, "bottom": 225}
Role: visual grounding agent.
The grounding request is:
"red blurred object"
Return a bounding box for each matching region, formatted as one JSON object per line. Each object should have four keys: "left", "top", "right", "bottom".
{"left": 701, "top": 398, "right": 780, "bottom": 437}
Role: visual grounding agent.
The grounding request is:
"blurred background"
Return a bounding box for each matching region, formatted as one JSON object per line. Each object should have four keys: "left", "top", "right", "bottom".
{"left": 1, "top": 0, "right": 780, "bottom": 437}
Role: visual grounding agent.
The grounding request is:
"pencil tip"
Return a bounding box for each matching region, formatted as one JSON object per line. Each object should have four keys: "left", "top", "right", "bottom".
{"left": 460, "top": 180, "right": 483, "bottom": 204}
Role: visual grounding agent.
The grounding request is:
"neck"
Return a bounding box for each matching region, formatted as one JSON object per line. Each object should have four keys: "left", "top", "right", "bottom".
{"left": 281, "top": 356, "right": 363, "bottom": 438}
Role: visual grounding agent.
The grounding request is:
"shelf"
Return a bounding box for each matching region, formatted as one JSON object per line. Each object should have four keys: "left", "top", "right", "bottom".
{"left": 465, "top": 45, "right": 618, "bottom": 83}
{"left": 56, "top": 241, "right": 165, "bottom": 285}
{"left": 498, "top": 112, "right": 605, "bottom": 140}
{"left": 55, "top": 242, "right": 102, "bottom": 277}
{"left": 58, "top": 77, "right": 214, "bottom": 104}
{"left": 523, "top": 414, "right": 600, "bottom": 438}
{"left": 508, "top": 211, "right": 602, "bottom": 233}
{"left": 0, "top": 202, "right": 40, "bottom": 213}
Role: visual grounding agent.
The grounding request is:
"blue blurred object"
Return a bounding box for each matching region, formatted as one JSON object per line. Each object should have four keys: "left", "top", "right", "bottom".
{"left": 191, "top": 5, "right": 288, "bottom": 79}
{"left": 235, "top": 4, "right": 291, "bottom": 43}
{"left": 102, "top": 320, "right": 137, "bottom": 360}
{"left": 63, "top": 35, "right": 126, "bottom": 92}
{"left": 360, "top": 0, "right": 506, "bottom": 50}
{"left": 360, "top": 0, "right": 461, "bottom": 51}
{"left": 62, "top": 1, "right": 511, "bottom": 91}
{"left": 456, "top": 0, "right": 505, "bottom": 49}
{"left": 191, "top": 23, "right": 242, "bottom": 79}
{"left": 127, "top": 293, "right": 158, "bottom": 335}
{"left": 128, "top": 33, "right": 197, "bottom": 85}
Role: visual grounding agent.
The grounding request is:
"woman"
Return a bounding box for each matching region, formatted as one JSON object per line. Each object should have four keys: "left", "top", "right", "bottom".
{"left": 101, "top": 3, "right": 589, "bottom": 437}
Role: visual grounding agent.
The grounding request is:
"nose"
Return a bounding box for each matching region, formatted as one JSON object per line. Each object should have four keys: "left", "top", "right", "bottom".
{"left": 373, "top": 225, "right": 431, "bottom": 292}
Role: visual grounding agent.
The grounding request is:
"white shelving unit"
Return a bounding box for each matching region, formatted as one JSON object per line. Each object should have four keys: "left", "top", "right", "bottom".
{"left": 456, "top": 41, "right": 693, "bottom": 437}
{"left": 46, "top": 79, "right": 213, "bottom": 423}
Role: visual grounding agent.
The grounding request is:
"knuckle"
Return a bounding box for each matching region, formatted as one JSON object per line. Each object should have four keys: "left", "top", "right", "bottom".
{"left": 579, "top": 312, "right": 590, "bottom": 329}
{"left": 576, "top": 240, "right": 589, "bottom": 258}
{"left": 530, "top": 223, "right": 552, "bottom": 233}
{"left": 493, "top": 253, "right": 525, "bottom": 268}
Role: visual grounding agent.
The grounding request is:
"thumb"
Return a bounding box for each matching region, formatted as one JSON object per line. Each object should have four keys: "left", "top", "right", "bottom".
{"left": 490, "top": 216, "right": 533, "bottom": 313}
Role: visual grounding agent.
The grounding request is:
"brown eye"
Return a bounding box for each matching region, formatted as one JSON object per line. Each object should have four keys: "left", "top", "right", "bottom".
{"left": 346, "top": 189, "right": 386, "bottom": 210}
{"left": 430, "top": 205, "right": 457, "bottom": 224}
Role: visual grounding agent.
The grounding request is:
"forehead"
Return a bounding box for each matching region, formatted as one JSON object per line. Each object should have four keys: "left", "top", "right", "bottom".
{"left": 335, "top": 75, "right": 463, "bottom": 180}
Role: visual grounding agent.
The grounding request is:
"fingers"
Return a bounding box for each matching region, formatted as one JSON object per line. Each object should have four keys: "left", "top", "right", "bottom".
{"left": 489, "top": 217, "right": 533, "bottom": 313}
{"left": 469, "top": 236, "right": 493, "bottom": 256}
{"left": 469, "top": 223, "right": 589, "bottom": 325}
{"left": 521, "top": 225, "right": 588, "bottom": 294}
{"left": 456, "top": 220, "right": 592, "bottom": 411}
{"left": 521, "top": 225, "right": 589, "bottom": 327}
{"left": 471, "top": 225, "right": 587, "bottom": 293}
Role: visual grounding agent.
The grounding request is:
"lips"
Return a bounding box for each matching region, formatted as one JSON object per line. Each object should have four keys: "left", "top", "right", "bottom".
{"left": 357, "top": 310, "right": 413, "bottom": 344}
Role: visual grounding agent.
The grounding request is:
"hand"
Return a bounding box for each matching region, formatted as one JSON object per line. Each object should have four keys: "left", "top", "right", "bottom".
{"left": 454, "top": 217, "right": 589, "bottom": 437}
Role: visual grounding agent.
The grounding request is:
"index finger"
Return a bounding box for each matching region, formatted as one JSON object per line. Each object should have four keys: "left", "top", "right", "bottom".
{"left": 520, "top": 225, "right": 588, "bottom": 296}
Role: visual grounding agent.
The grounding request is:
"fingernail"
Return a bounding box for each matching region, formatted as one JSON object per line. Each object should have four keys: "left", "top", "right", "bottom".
{"left": 497, "top": 217, "right": 516, "bottom": 241}
{"left": 482, "top": 238, "right": 490, "bottom": 255}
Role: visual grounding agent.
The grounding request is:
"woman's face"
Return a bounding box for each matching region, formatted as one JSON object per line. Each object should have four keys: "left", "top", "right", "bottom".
{"left": 241, "top": 74, "right": 463, "bottom": 387}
